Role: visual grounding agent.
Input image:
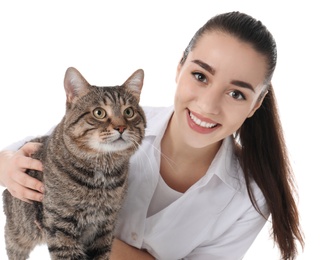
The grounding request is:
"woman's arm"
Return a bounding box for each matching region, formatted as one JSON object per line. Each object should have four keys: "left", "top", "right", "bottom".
{"left": 0, "top": 142, "right": 44, "bottom": 203}
{"left": 110, "top": 239, "right": 154, "bottom": 260}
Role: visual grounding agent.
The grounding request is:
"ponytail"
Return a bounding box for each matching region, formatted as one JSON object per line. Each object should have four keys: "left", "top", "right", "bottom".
{"left": 237, "top": 85, "right": 304, "bottom": 259}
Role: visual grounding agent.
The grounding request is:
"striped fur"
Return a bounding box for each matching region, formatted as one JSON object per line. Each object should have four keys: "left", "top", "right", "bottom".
{"left": 3, "top": 67, "right": 146, "bottom": 260}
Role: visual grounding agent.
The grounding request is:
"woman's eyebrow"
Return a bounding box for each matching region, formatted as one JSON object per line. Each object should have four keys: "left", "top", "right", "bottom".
{"left": 192, "top": 59, "right": 215, "bottom": 75}
{"left": 231, "top": 80, "right": 255, "bottom": 92}
{"left": 192, "top": 59, "right": 255, "bottom": 92}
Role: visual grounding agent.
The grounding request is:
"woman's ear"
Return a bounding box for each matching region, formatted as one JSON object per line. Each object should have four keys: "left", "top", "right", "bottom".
{"left": 247, "top": 90, "right": 268, "bottom": 118}
{"left": 175, "top": 53, "right": 184, "bottom": 83}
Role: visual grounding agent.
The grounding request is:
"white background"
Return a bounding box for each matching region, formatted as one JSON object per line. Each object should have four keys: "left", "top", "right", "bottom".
{"left": 0, "top": 0, "right": 333, "bottom": 259}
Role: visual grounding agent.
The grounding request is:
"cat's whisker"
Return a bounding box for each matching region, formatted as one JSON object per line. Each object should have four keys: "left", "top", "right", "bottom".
{"left": 133, "top": 141, "right": 156, "bottom": 184}
{"left": 132, "top": 140, "right": 179, "bottom": 182}
{"left": 149, "top": 143, "right": 179, "bottom": 173}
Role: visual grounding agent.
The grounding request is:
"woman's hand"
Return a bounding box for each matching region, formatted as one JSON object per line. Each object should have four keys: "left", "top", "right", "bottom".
{"left": 0, "top": 142, "right": 44, "bottom": 203}
{"left": 110, "top": 239, "right": 154, "bottom": 260}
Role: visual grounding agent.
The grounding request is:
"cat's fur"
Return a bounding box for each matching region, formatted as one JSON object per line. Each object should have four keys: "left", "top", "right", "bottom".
{"left": 2, "top": 67, "right": 146, "bottom": 260}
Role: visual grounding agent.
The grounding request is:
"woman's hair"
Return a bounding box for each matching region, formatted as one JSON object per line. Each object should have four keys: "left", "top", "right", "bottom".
{"left": 180, "top": 11, "right": 304, "bottom": 260}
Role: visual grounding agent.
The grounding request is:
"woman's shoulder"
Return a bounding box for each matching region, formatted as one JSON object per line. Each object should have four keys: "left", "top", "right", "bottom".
{"left": 142, "top": 106, "right": 173, "bottom": 120}
{"left": 143, "top": 106, "right": 174, "bottom": 122}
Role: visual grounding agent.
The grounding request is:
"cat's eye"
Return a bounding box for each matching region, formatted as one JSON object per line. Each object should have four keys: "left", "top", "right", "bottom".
{"left": 123, "top": 107, "right": 135, "bottom": 118}
{"left": 93, "top": 108, "right": 107, "bottom": 119}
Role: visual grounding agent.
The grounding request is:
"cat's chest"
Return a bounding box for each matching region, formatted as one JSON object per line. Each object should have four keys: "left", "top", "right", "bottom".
{"left": 94, "top": 170, "right": 107, "bottom": 183}
{"left": 43, "top": 164, "right": 127, "bottom": 206}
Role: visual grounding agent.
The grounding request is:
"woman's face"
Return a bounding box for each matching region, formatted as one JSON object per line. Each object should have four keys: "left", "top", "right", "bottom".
{"left": 172, "top": 31, "right": 268, "bottom": 149}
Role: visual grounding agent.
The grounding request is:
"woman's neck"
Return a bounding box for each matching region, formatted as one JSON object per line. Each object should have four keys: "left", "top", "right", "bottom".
{"left": 162, "top": 113, "right": 221, "bottom": 164}
{"left": 159, "top": 114, "right": 222, "bottom": 192}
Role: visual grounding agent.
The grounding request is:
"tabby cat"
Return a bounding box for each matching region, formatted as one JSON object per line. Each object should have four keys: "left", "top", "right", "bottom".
{"left": 2, "top": 67, "right": 146, "bottom": 260}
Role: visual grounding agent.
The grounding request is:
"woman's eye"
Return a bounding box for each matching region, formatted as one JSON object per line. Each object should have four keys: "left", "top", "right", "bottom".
{"left": 124, "top": 107, "right": 135, "bottom": 118}
{"left": 229, "top": 90, "right": 246, "bottom": 100}
{"left": 192, "top": 72, "right": 207, "bottom": 83}
{"left": 93, "top": 108, "right": 107, "bottom": 119}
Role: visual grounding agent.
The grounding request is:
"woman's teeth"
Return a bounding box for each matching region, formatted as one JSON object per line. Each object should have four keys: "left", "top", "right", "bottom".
{"left": 190, "top": 112, "right": 217, "bottom": 128}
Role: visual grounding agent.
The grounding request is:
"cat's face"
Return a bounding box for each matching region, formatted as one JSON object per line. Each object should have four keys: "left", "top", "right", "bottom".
{"left": 62, "top": 67, "right": 146, "bottom": 156}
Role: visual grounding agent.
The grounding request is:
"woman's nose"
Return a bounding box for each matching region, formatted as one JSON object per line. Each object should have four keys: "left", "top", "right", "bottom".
{"left": 196, "top": 86, "right": 222, "bottom": 115}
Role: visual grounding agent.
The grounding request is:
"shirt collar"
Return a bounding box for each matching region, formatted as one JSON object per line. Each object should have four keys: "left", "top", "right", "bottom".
{"left": 144, "top": 106, "right": 174, "bottom": 139}
{"left": 209, "top": 136, "right": 243, "bottom": 191}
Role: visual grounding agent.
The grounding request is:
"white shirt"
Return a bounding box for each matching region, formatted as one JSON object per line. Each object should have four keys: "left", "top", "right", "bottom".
{"left": 147, "top": 174, "right": 183, "bottom": 217}
{"left": 5, "top": 106, "right": 269, "bottom": 260}
{"left": 115, "top": 106, "right": 269, "bottom": 260}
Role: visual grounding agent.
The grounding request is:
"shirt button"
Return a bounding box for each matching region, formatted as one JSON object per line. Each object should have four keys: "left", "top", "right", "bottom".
{"left": 131, "top": 232, "right": 138, "bottom": 241}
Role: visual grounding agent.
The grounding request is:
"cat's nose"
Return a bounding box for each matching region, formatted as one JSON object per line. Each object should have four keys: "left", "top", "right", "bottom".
{"left": 115, "top": 126, "right": 126, "bottom": 134}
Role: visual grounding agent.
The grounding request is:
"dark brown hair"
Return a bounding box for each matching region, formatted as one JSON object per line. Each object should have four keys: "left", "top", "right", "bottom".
{"left": 180, "top": 11, "right": 304, "bottom": 260}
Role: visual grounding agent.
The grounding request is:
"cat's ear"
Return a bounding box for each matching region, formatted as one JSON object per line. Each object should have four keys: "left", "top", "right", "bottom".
{"left": 64, "top": 67, "right": 91, "bottom": 104}
{"left": 123, "top": 69, "right": 144, "bottom": 101}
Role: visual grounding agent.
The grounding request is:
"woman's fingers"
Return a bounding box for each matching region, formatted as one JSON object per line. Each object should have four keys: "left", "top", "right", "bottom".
{"left": 9, "top": 176, "right": 44, "bottom": 203}
{"left": 14, "top": 168, "right": 44, "bottom": 196}
{"left": 1, "top": 141, "right": 44, "bottom": 202}
{"left": 20, "top": 141, "right": 41, "bottom": 154}
{"left": 12, "top": 152, "right": 43, "bottom": 172}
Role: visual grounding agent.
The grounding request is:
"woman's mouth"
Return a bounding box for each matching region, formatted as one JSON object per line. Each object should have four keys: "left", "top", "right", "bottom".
{"left": 186, "top": 109, "right": 220, "bottom": 134}
{"left": 189, "top": 112, "right": 217, "bottom": 128}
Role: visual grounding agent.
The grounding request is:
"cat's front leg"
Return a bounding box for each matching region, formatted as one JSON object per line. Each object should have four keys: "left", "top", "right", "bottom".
{"left": 85, "top": 231, "right": 114, "bottom": 260}
{"left": 4, "top": 230, "right": 40, "bottom": 260}
{"left": 45, "top": 227, "right": 87, "bottom": 260}
{"left": 3, "top": 190, "right": 44, "bottom": 260}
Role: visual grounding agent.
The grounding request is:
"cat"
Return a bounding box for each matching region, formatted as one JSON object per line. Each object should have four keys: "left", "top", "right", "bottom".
{"left": 2, "top": 67, "right": 146, "bottom": 260}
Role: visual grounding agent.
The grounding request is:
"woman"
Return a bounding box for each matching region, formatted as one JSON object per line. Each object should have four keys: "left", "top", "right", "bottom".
{"left": 0, "top": 11, "right": 304, "bottom": 259}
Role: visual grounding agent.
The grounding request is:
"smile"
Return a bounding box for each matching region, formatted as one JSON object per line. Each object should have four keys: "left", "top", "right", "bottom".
{"left": 186, "top": 109, "right": 220, "bottom": 134}
{"left": 189, "top": 112, "right": 217, "bottom": 128}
